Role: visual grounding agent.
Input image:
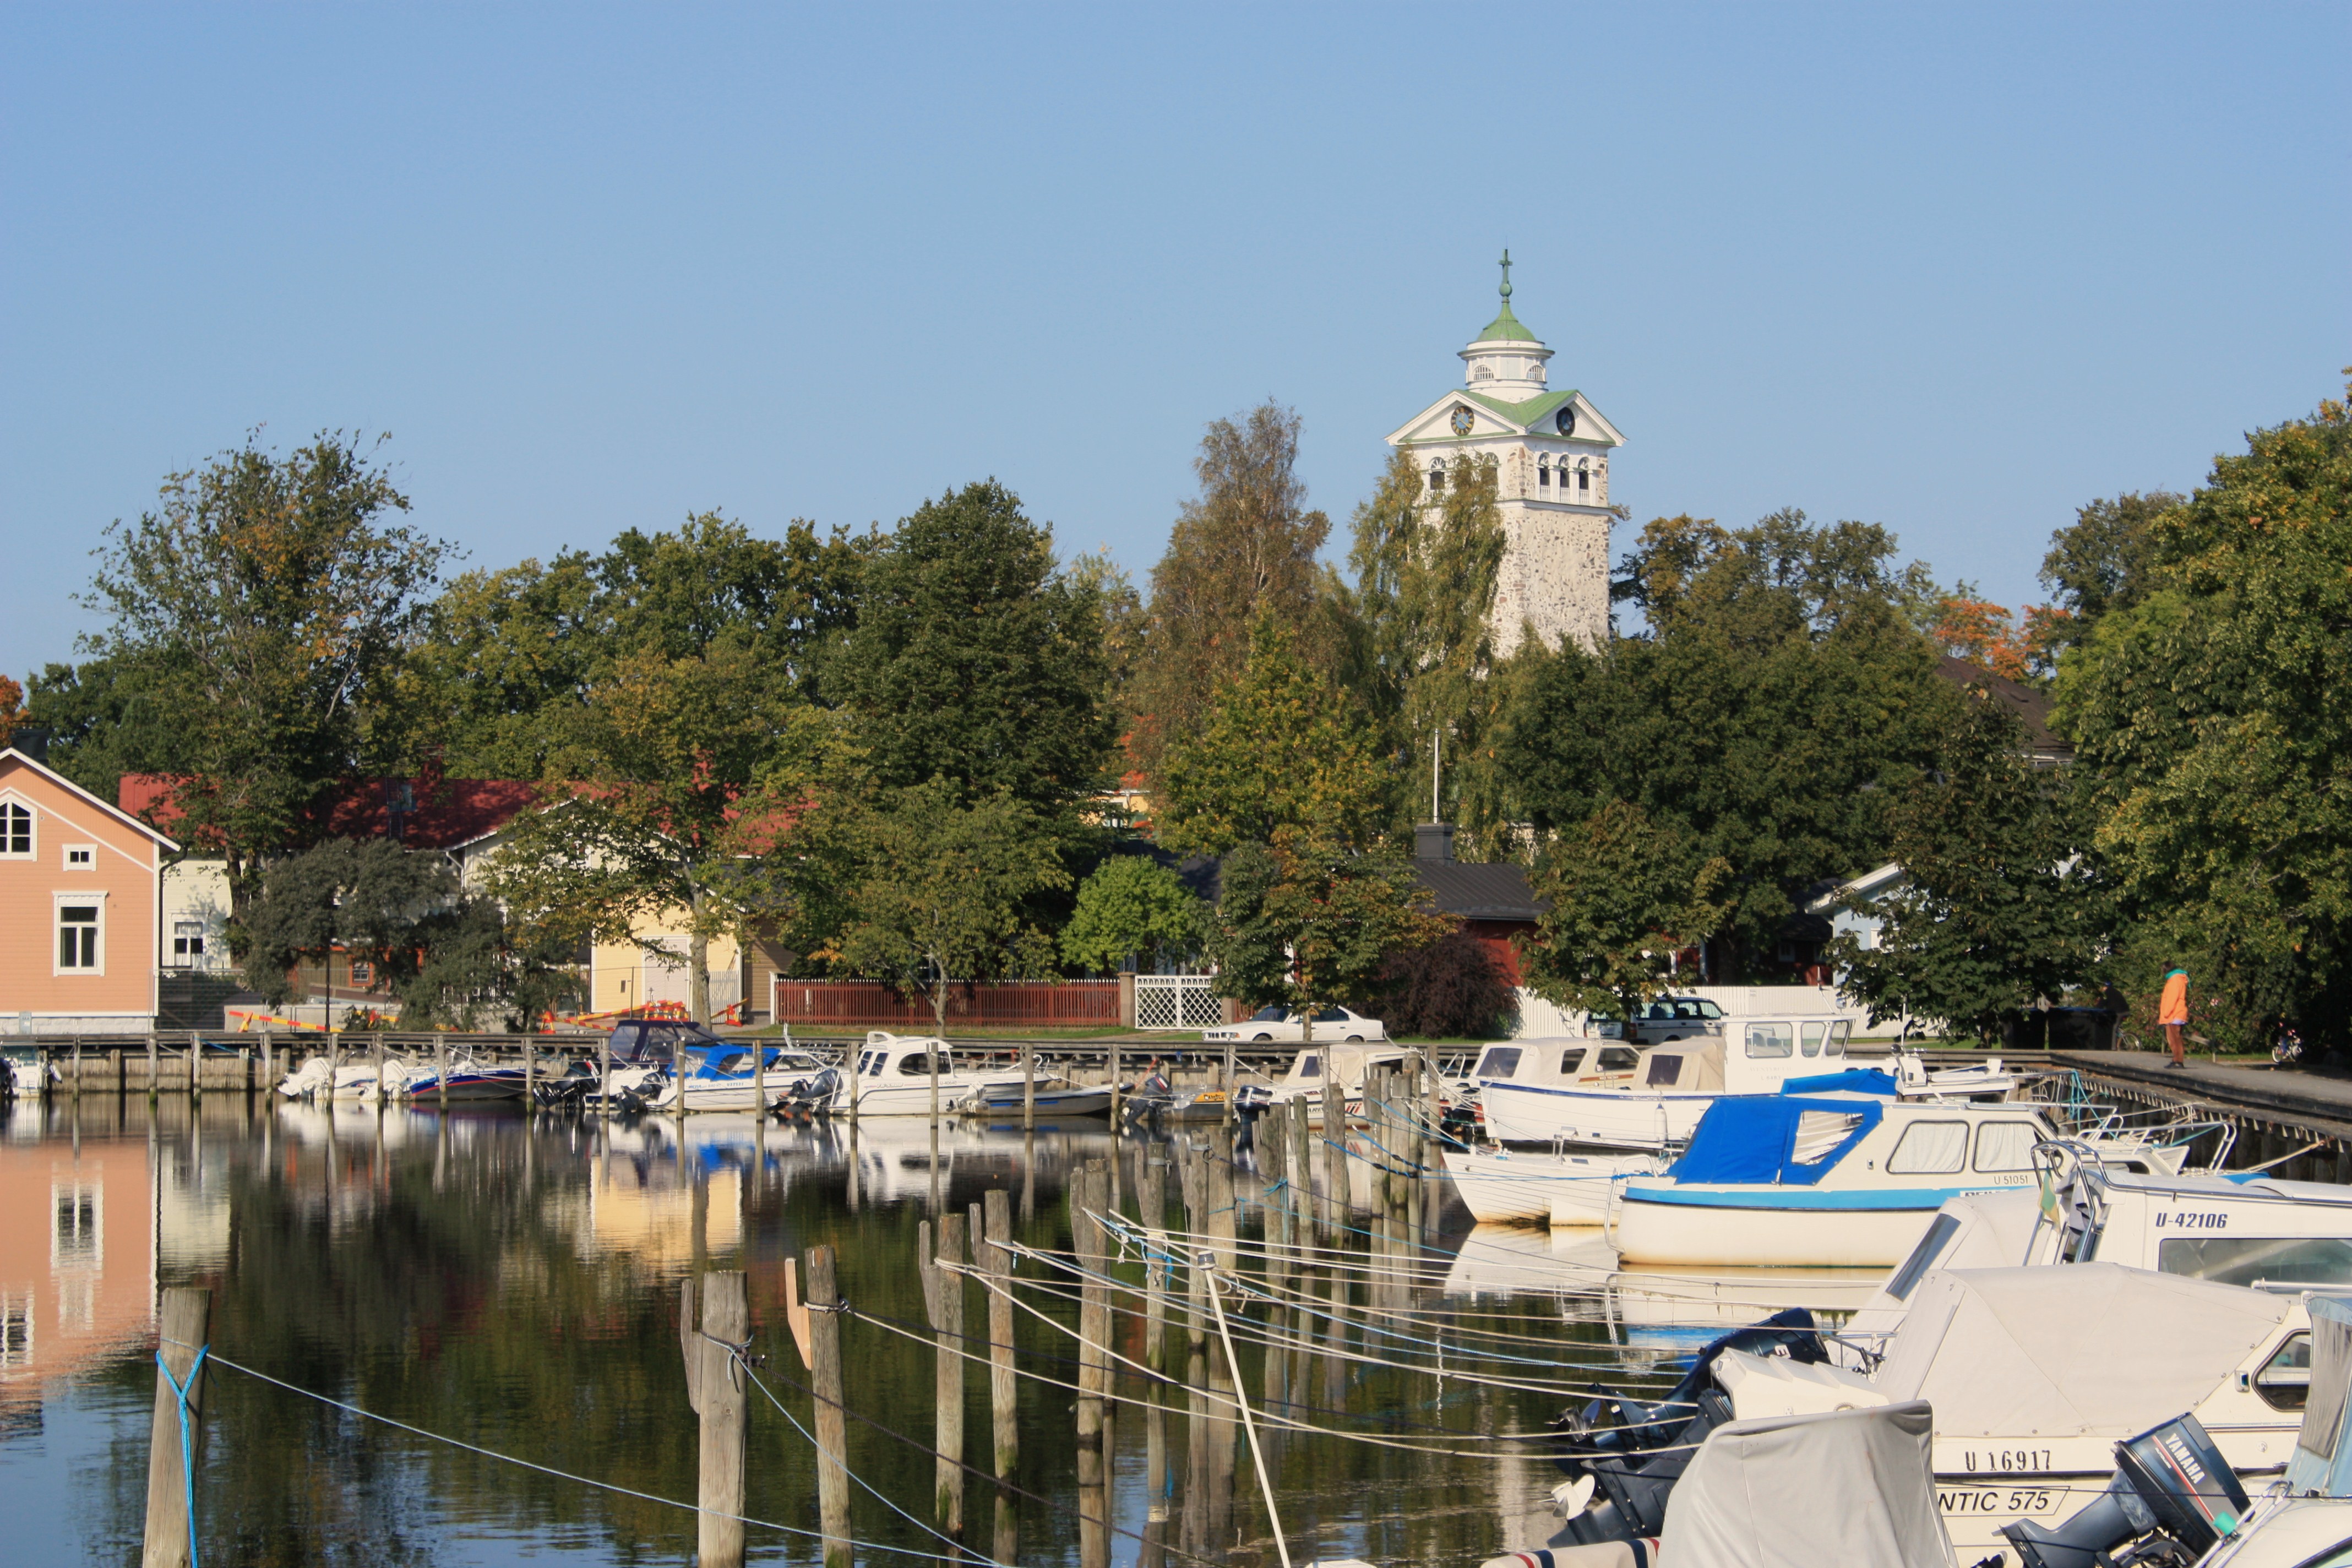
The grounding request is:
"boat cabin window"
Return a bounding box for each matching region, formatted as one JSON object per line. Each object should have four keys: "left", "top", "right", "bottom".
{"left": 1887, "top": 1120, "right": 1968, "bottom": 1175}
{"left": 1645, "top": 1054, "right": 1683, "bottom": 1087}
{"left": 2253, "top": 1332, "right": 2312, "bottom": 1411}
{"left": 1744, "top": 1023, "right": 1793, "bottom": 1059}
{"left": 1886, "top": 1213, "right": 1963, "bottom": 1301}
{"left": 1297, "top": 1054, "right": 1322, "bottom": 1080}
{"left": 1800, "top": 1022, "right": 1826, "bottom": 1058}
{"left": 2158, "top": 1237, "right": 2352, "bottom": 1295}
{"left": 1973, "top": 1121, "right": 2040, "bottom": 1172}
{"left": 1827, "top": 1020, "right": 1850, "bottom": 1057}
{"left": 1558, "top": 1048, "right": 1586, "bottom": 1075}
{"left": 1473, "top": 1047, "right": 1521, "bottom": 1080}
{"left": 1793, "top": 1110, "right": 1865, "bottom": 1164}
{"left": 896, "top": 1052, "right": 951, "bottom": 1076}
{"left": 1597, "top": 1047, "right": 1639, "bottom": 1074}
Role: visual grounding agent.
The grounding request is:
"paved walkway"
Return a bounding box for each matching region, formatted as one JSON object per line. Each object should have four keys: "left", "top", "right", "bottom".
{"left": 2051, "top": 1050, "right": 2352, "bottom": 1137}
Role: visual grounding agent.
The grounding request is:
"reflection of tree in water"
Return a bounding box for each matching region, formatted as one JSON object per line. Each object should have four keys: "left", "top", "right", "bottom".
{"left": 42, "top": 1110, "right": 1641, "bottom": 1566}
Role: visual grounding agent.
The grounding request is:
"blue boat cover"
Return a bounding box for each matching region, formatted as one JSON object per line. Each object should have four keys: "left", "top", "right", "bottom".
{"left": 1780, "top": 1068, "right": 1898, "bottom": 1097}
{"left": 1668, "top": 1096, "right": 1885, "bottom": 1186}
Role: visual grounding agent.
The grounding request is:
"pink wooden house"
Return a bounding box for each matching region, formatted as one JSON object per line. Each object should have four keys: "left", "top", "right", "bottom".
{"left": 0, "top": 747, "right": 176, "bottom": 1033}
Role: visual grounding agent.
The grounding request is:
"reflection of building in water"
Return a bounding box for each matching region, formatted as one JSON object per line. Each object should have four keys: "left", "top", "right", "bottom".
{"left": 585, "top": 1157, "right": 741, "bottom": 1267}
{"left": 0, "top": 1141, "right": 154, "bottom": 1403}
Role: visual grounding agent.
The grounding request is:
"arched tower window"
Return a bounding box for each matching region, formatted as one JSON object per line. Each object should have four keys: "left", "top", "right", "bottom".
{"left": 1576, "top": 459, "right": 1590, "bottom": 493}
{"left": 1537, "top": 456, "right": 1551, "bottom": 487}
{"left": 1471, "top": 363, "right": 1494, "bottom": 382}
{"left": 1428, "top": 460, "right": 1446, "bottom": 494}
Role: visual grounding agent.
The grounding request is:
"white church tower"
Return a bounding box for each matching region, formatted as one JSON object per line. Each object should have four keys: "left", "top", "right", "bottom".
{"left": 1385, "top": 253, "right": 1625, "bottom": 655}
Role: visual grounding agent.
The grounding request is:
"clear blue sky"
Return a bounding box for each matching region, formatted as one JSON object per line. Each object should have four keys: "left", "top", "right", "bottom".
{"left": 4, "top": 4, "right": 2345, "bottom": 680}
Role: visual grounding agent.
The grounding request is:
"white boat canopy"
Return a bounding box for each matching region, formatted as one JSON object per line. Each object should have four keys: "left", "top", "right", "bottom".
{"left": 1662, "top": 1401, "right": 1954, "bottom": 1568}
{"left": 1878, "top": 1264, "right": 2292, "bottom": 1441}
{"left": 2286, "top": 1293, "right": 2352, "bottom": 1495}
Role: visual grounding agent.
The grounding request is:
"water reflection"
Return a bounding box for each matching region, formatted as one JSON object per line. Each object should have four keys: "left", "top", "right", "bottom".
{"left": 0, "top": 1095, "right": 1885, "bottom": 1566}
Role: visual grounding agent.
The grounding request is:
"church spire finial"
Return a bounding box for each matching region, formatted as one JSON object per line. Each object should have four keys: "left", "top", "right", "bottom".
{"left": 1499, "top": 248, "right": 1512, "bottom": 302}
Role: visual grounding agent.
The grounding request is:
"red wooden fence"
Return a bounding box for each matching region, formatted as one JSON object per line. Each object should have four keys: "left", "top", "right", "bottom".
{"left": 770, "top": 978, "right": 1120, "bottom": 1028}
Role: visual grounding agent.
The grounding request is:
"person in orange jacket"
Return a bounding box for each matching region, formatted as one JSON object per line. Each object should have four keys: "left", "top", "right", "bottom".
{"left": 2158, "top": 965, "right": 2190, "bottom": 1068}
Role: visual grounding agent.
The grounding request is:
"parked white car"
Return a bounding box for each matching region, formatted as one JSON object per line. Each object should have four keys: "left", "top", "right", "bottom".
{"left": 1202, "top": 1005, "right": 1386, "bottom": 1044}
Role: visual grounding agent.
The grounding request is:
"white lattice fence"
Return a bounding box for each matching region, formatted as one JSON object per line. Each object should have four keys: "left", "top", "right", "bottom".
{"left": 1134, "top": 975, "right": 1222, "bottom": 1030}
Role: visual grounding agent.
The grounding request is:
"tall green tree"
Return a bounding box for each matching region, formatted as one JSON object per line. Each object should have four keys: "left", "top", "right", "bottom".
{"left": 80, "top": 432, "right": 448, "bottom": 919}
{"left": 2056, "top": 380, "right": 2352, "bottom": 1050}
{"left": 2033, "top": 489, "right": 2186, "bottom": 662}
{"left": 1832, "top": 694, "right": 2113, "bottom": 1040}
{"left": 1154, "top": 617, "right": 1391, "bottom": 857}
{"left": 1129, "top": 404, "right": 1340, "bottom": 783}
{"left": 830, "top": 481, "right": 1115, "bottom": 818}
{"left": 238, "top": 838, "right": 454, "bottom": 1014}
{"left": 19, "top": 655, "right": 182, "bottom": 801}
{"left": 1349, "top": 448, "right": 1510, "bottom": 847}
{"left": 815, "top": 778, "right": 1070, "bottom": 1035}
{"left": 1499, "top": 509, "right": 1962, "bottom": 975}
{"left": 1517, "top": 801, "right": 1732, "bottom": 1028}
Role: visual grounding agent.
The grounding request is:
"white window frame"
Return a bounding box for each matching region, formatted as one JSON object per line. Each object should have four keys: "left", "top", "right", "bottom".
{"left": 0, "top": 794, "right": 33, "bottom": 860}
{"left": 53, "top": 892, "right": 105, "bottom": 977}
{"left": 61, "top": 842, "right": 97, "bottom": 871}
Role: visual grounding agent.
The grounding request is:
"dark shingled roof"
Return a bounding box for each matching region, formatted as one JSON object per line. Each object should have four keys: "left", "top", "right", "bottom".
{"left": 1934, "top": 656, "right": 2074, "bottom": 763}
{"left": 1414, "top": 858, "right": 1546, "bottom": 922}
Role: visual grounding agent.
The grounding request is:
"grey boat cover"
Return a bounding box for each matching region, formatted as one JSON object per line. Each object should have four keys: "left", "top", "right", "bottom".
{"left": 1879, "top": 1264, "right": 2290, "bottom": 1439}
{"left": 1661, "top": 1400, "right": 1953, "bottom": 1567}
{"left": 2287, "top": 1293, "right": 2352, "bottom": 1494}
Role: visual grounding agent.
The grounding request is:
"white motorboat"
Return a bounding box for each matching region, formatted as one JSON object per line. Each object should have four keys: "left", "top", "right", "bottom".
{"left": 645, "top": 1042, "right": 829, "bottom": 1112}
{"left": 1239, "top": 1041, "right": 1422, "bottom": 1129}
{"left": 824, "top": 1033, "right": 1028, "bottom": 1116}
{"left": 1438, "top": 1144, "right": 1663, "bottom": 1226}
{"left": 1708, "top": 1265, "right": 2313, "bottom": 1564}
{"left": 275, "top": 1052, "right": 424, "bottom": 1099}
{"left": 3, "top": 1045, "right": 53, "bottom": 1097}
{"left": 1845, "top": 1151, "right": 2352, "bottom": 1347}
{"left": 1615, "top": 1093, "right": 2191, "bottom": 1268}
{"left": 1474, "top": 1021, "right": 1854, "bottom": 1150}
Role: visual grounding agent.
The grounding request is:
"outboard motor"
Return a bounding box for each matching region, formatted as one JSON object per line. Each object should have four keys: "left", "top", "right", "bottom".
{"left": 2000, "top": 1413, "right": 2249, "bottom": 1568}
{"left": 1542, "top": 1309, "right": 1829, "bottom": 1550}
{"left": 778, "top": 1069, "right": 840, "bottom": 1118}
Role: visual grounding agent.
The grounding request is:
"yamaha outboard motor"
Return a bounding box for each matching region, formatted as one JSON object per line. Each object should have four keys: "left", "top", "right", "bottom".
{"left": 777, "top": 1069, "right": 839, "bottom": 1118}
{"left": 2000, "top": 1413, "right": 2249, "bottom": 1568}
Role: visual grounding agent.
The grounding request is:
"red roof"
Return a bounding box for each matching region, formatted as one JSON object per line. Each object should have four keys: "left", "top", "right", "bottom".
{"left": 119, "top": 774, "right": 541, "bottom": 851}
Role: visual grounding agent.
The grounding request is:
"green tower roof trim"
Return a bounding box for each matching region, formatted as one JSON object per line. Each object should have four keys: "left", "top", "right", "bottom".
{"left": 1466, "top": 388, "right": 1580, "bottom": 426}
{"left": 1473, "top": 301, "right": 1540, "bottom": 342}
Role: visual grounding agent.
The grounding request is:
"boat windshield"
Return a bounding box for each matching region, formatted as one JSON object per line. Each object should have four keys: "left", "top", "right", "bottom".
{"left": 608, "top": 1021, "right": 726, "bottom": 1063}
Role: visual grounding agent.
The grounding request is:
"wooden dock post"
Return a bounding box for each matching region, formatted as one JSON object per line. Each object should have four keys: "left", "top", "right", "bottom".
{"left": 1222, "top": 1043, "right": 1235, "bottom": 1125}
{"left": 1076, "top": 1161, "right": 1110, "bottom": 1447}
{"left": 141, "top": 1286, "right": 210, "bottom": 1568}
{"left": 600, "top": 1029, "right": 613, "bottom": 1109}
{"left": 521, "top": 1036, "right": 533, "bottom": 1103}
{"left": 188, "top": 1030, "right": 201, "bottom": 1098}
{"left": 1321, "top": 1078, "right": 1346, "bottom": 1231}
{"left": 1109, "top": 1038, "right": 1121, "bottom": 1127}
{"left": 1288, "top": 1099, "right": 1312, "bottom": 1243}
{"left": 1181, "top": 1146, "right": 1209, "bottom": 1353}
{"left": 1142, "top": 1149, "right": 1168, "bottom": 1371}
{"left": 981, "top": 1188, "right": 1018, "bottom": 1480}
{"left": 805, "top": 1243, "right": 852, "bottom": 1568}
{"left": 1021, "top": 1039, "right": 1035, "bottom": 1129}
{"left": 435, "top": 1037, "right": 450, "bottom": 1108}
{"left": 689, "top": 1270, "right": 749, "bottom": 1568}
{"left": 752, "top": 1036, "right": 765, "bottom": 1117}
{"left": 921, "top": 1213, "right": 967, "bottom": 1535}
{"left": 71, "top": 1037, "right": 83, "bottom": 1099}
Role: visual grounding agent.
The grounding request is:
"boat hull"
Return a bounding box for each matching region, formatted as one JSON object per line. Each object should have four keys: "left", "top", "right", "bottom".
{"left": 1439, "top": 1147, "right": 1660, "bottom": 1226}
{"left": 840, "top": 1074, "right": 1030, "bottom": 1115}
{"left": 977, "top": 1086, "right": 1112, "bottom": 1117}
{"left": 1478, "top": 1080, "right": 1716, "bottom": 1151}
{"left": 1615, "top": 1189, "right": 1954, "bottom": 1267}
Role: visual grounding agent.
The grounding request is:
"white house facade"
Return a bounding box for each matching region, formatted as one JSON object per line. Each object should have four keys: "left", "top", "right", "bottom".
{"left": 1385, "top": 253, "right": 1626, "bottom": 657}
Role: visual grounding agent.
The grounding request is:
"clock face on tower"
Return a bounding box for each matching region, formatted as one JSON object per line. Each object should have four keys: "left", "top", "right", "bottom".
{"left": 1450, "top": 405, "right": 1474, "bottom": 436}
{"left": 1555, "top": 406, "right": 1577, "bottom": 435}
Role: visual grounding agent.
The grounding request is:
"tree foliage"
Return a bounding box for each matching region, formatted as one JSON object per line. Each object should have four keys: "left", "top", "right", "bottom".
{"left": 1155, "top": 618, "right": 1391, "bottom": 857}
{"left": 1129, "top": 404, "right": 1337, "bottom": 783}
{"left": 1499, "top": 510, "right": 1961, "bottom": 974}
{"left": 1058, "top": 854, "right": 1204, "bottom": 974}
{"left": 1517, "top": 801, "right": 1731, "bottom": 1027}
{"left": 1201, "top": 829, "right": 1450, "bottom": 1020}
{"left": 831, "top": 481, "right": 1115, "bottom": 819}
{"left": 2055, "top": 382, "right": 2352, "bottom": 1051}
{"left": 1833, "top": 693, "right": 2112, "bottom": 1040}
{"left": 1350, "top": 448, "right": 1510, "bottom": 848}
{"left": 813, "top": 778, "right": 1071, "bottom": 1033}
{"left": 80, "top": 432, "right": 448, "bottom": 917}
{"left": 1378, "top": 927, "right": 1517, "bottom": 1039}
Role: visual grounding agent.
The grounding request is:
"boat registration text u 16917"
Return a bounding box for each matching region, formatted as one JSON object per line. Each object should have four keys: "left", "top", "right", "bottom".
{"left": 1940, "top": 1487, "right": 2059, "bottom": 1516}
{"left": 1963, "top": 1449, "right": 2054, "bottom": 1473}
{"left": 2155, "top": 1211, "right": 2229, "bottom": 1230}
